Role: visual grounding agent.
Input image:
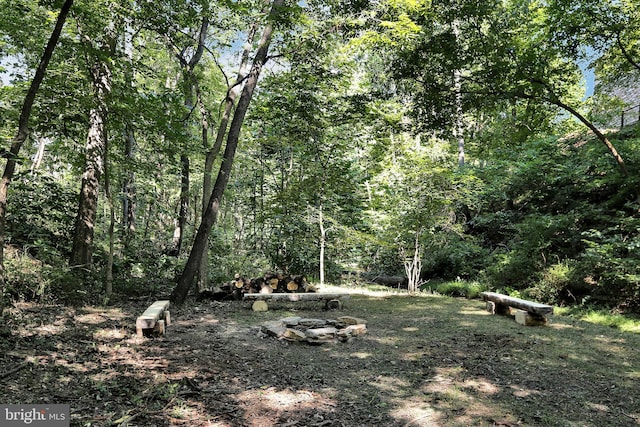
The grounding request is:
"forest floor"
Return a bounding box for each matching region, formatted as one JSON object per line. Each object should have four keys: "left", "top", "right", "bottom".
{"left": 2, "top": 287, "right": 640, "bottom": 427}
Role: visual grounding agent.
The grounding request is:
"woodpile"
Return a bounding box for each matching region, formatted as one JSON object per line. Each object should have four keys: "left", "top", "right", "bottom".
{"left": 260, "top": 316, "right": 368, "bottom": 344}
{"left": 198, "top": 272, "right": 316, "bottom": 301}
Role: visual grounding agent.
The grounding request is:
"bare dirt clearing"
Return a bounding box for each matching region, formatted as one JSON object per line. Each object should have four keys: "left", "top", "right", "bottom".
{"left": 1, "top": 292, "right": 639, "bottom": 426}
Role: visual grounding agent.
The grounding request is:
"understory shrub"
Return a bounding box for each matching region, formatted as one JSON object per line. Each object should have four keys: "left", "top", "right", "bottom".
{"left": 424, "top": 279, "right": 487, "bottom": 298}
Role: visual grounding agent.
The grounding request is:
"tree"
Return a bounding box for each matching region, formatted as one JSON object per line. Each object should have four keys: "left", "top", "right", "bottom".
{"left": 171, "top": 0, "right": 285, "bottom": 305}
{"left": 69, "top": 5, "right": 118, "bottom": 266}
{"left": 165, "top": 14, "right": 210, "bottom": 255}
{"left": 197, "top": 17, "right": 259, "bottom": 291}
{"left": 0, "top": 0, "right": 74, "bottom": 302}
{"left": 381, "top": 0, "right": 628, "bottom": 175}
{"left": 546, "top": 0, "right": 640, "bottom": 80}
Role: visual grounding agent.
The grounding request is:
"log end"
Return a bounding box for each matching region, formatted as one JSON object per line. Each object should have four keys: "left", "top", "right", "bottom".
{"left": 515, "top": 310, "right": 547, "bottom": 326}
{"left": 252, "top": 300, "right": 269, "bottom": 312}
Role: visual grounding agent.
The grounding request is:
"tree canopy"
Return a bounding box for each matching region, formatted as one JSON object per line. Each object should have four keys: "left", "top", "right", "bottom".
{"left": 0, "top": 0, "right": 638, "bottom": 310}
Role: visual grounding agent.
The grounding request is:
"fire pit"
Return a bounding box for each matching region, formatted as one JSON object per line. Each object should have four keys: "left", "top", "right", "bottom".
{"left": 260, "top": 316, "right": 367, "bottom": 344}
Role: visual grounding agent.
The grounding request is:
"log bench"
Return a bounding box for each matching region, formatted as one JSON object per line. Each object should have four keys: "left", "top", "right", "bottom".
{"left": 136, "top": 300, "right": 171, "bottom": 337}
{"left": 242, "top": 292, "right": 351, "bottom": 311}
{"left": 480, "top": 291, "right": 553, "bottom": 326}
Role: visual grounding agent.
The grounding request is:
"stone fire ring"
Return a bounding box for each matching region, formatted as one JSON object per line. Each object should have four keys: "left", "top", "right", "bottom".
{"left": 259, "top": 316, "right": 367, "bottom": 344}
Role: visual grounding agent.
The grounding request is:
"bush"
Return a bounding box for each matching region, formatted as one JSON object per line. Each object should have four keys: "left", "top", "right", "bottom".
{"left": 422, "top": 235, "right": 490, "bottom": 280}
{"left": 6, "top": 174, "right": 76, "bottom": 262}
{"left": 425, "top": 279, "right": 487, "bottom": 299}
{"left": 525, "top": 261, "right": 575, "bottom": 304}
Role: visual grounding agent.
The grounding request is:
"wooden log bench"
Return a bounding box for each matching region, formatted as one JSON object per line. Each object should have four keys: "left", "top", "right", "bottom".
{"left": 480, "top": 292, "right": 553, "bottom": 326}
{"left": 136, "top": 300, "right": 171, "bottom": 337}
{"left": 242, "top": 292, "right": 351, "bottom": 311}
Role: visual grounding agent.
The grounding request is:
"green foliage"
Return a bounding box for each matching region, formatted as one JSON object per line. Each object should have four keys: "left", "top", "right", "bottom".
{"left": 425, "top": 279, "right": 487, "bottom": 299}
{"left": 556, "top": 306, "right": 640, "bottom": 334}
{"left": 467, "top": 131, "right": 640, "bottom": 309}
{"left": 525, "top": 261, "right": 575, "bottom": 304}
{"left": 422, "top": 234, "right": 489, "bottom": 280}
{"left": 6, "top": 173, "right": 76, "bottom": 262}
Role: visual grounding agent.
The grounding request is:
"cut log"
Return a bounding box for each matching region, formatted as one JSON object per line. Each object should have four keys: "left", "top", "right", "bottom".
{"left": 515, "top": 310, "right": 547, "bottom": 326}
{"left": 252, "top": 300, "right": 269, "bottom": 312}
{"left": 286, "top": 280, "right": 298, "bottom": 291}
{"left": 260, "top": 283, "right": 273, "bottom": 294}
{"left": 326, "top": 299, "right": 343, "bottom": 310}
{"left": 486, "top": 301, "right": 513, "bottom": 316}
{"left": 480, "top": 292, "right": 553, "bottom": 316}
{"left": 243, "top": 292, "right": 351, "bottom": 302}
{"left": 136, "top": 300, "right": 170, "bottom": 337}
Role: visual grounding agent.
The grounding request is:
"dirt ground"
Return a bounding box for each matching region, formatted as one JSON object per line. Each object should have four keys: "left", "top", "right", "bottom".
{"left": 1, "top": 289, "right": 640, "bottom": 427}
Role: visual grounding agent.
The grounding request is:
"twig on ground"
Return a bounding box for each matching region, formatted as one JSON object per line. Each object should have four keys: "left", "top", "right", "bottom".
{"left": 0, "top": 362, "right": 28, "bottom": 381}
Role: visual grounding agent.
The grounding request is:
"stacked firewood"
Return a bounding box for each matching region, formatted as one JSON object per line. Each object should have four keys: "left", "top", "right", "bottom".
{"left": 199, "top": 272, "right": 315, "bottom": 301}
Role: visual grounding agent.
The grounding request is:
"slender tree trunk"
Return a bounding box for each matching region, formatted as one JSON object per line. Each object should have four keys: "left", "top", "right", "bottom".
{"left": 453, "top": 20, "right": 465, "bottom": 167}
{"left": 196, "top": 90, "right": 211, "bottom": 292}
{"left": 171, "top": 0, "right": 284, "bottom": 305}
{"left": 319, "top": 204, "right": 326, "bottom": 287}
{"left": 122, "top": 17, "right": 137, "bottom": 250}
{"left": 171, "top": 154, "right": 190, "bottom": 254}
{"left": 104, "top": 138, "right": 114, "bottom": 302}
{"left": 30, "top": 135, "right": 48, "bottom": 174}
{"left": 523, "top": 79, "right": 629, "bottom": 176}
{"left": 403, "top": 230, "right": 422, "bottom": 293}
{"left": 169, "top": 18, "right": 209, "bottom": 256}
{"left": 0, "top": 0, "right": 73, "bottom": 304}
{"left": 70, "top": 57, "right": 112, "bottom": 266}
{"left": 454, "top": 69, "right": 465, "bottom": 167}
{"left": 552, "top": 99, "right": 628, "bottom": 176}
{"left": 197, "top": 22, "right": 259, "bottom": 291}
{"left": 122, "top": 126, "right": 136, "bottom": 246}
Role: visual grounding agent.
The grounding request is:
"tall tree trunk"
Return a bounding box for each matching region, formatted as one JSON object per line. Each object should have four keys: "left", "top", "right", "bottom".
{"left": 70, "top": 57, "right": 112, "bottom": 266}
{"left": 198, "top": 21, "right": 259, "bottom": 291}
{"left": 169, "top": 18, "right": 209, "bottom": 256}
{"left": 104, "top": 135, "right": 114, "bottom": 302}
{"left": 319, "top": 204, "right": 326, "bottom": 287}
{"left": 171, "top": 154, "right": 190, "bottom": 254}
{"left": 0, "top": 0, "right": 73, "bottom": 303}
{"left": 196, "top": 90, "right": 211, "bottom": 292}
{"left": 122, "top": 16, "right": 137, "bottom": 251}
{"left": 123, "top": 125, "right": 136, "bottom": 246}
{"left": 171, "top": 0, "right": 284, "bottom": 305}
{"left": 453, "top": 20, "right": 465, "bottom": 167}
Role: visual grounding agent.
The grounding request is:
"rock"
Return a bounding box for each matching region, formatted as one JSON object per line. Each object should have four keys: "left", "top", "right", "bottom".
{"left": 305, "top": 327, "right": 337, "bottom": 342}
{"left": 261, "top": 321, "right": 286, "bottom": 338}
{"left": 299, "top": 318, "right": 328, "bottom": 328}
{"left": 282, "top": 328, "right": 307, "bottom": 341}
{"left": 344, "top": 324, "right": 367, "bottom": 336}
{"left": 281, "top": 316, "right": 302, "bottom": 326}
{"left": 337, "top": 316, "right": 367, "bottom": 325}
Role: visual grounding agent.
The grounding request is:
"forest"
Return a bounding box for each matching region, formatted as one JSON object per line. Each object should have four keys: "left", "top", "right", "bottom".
{"left": 3, "top": 1, "right": 640, "bottom": 426}
{"left": 0, "top": 0, "right": 639, "bottom": 311}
